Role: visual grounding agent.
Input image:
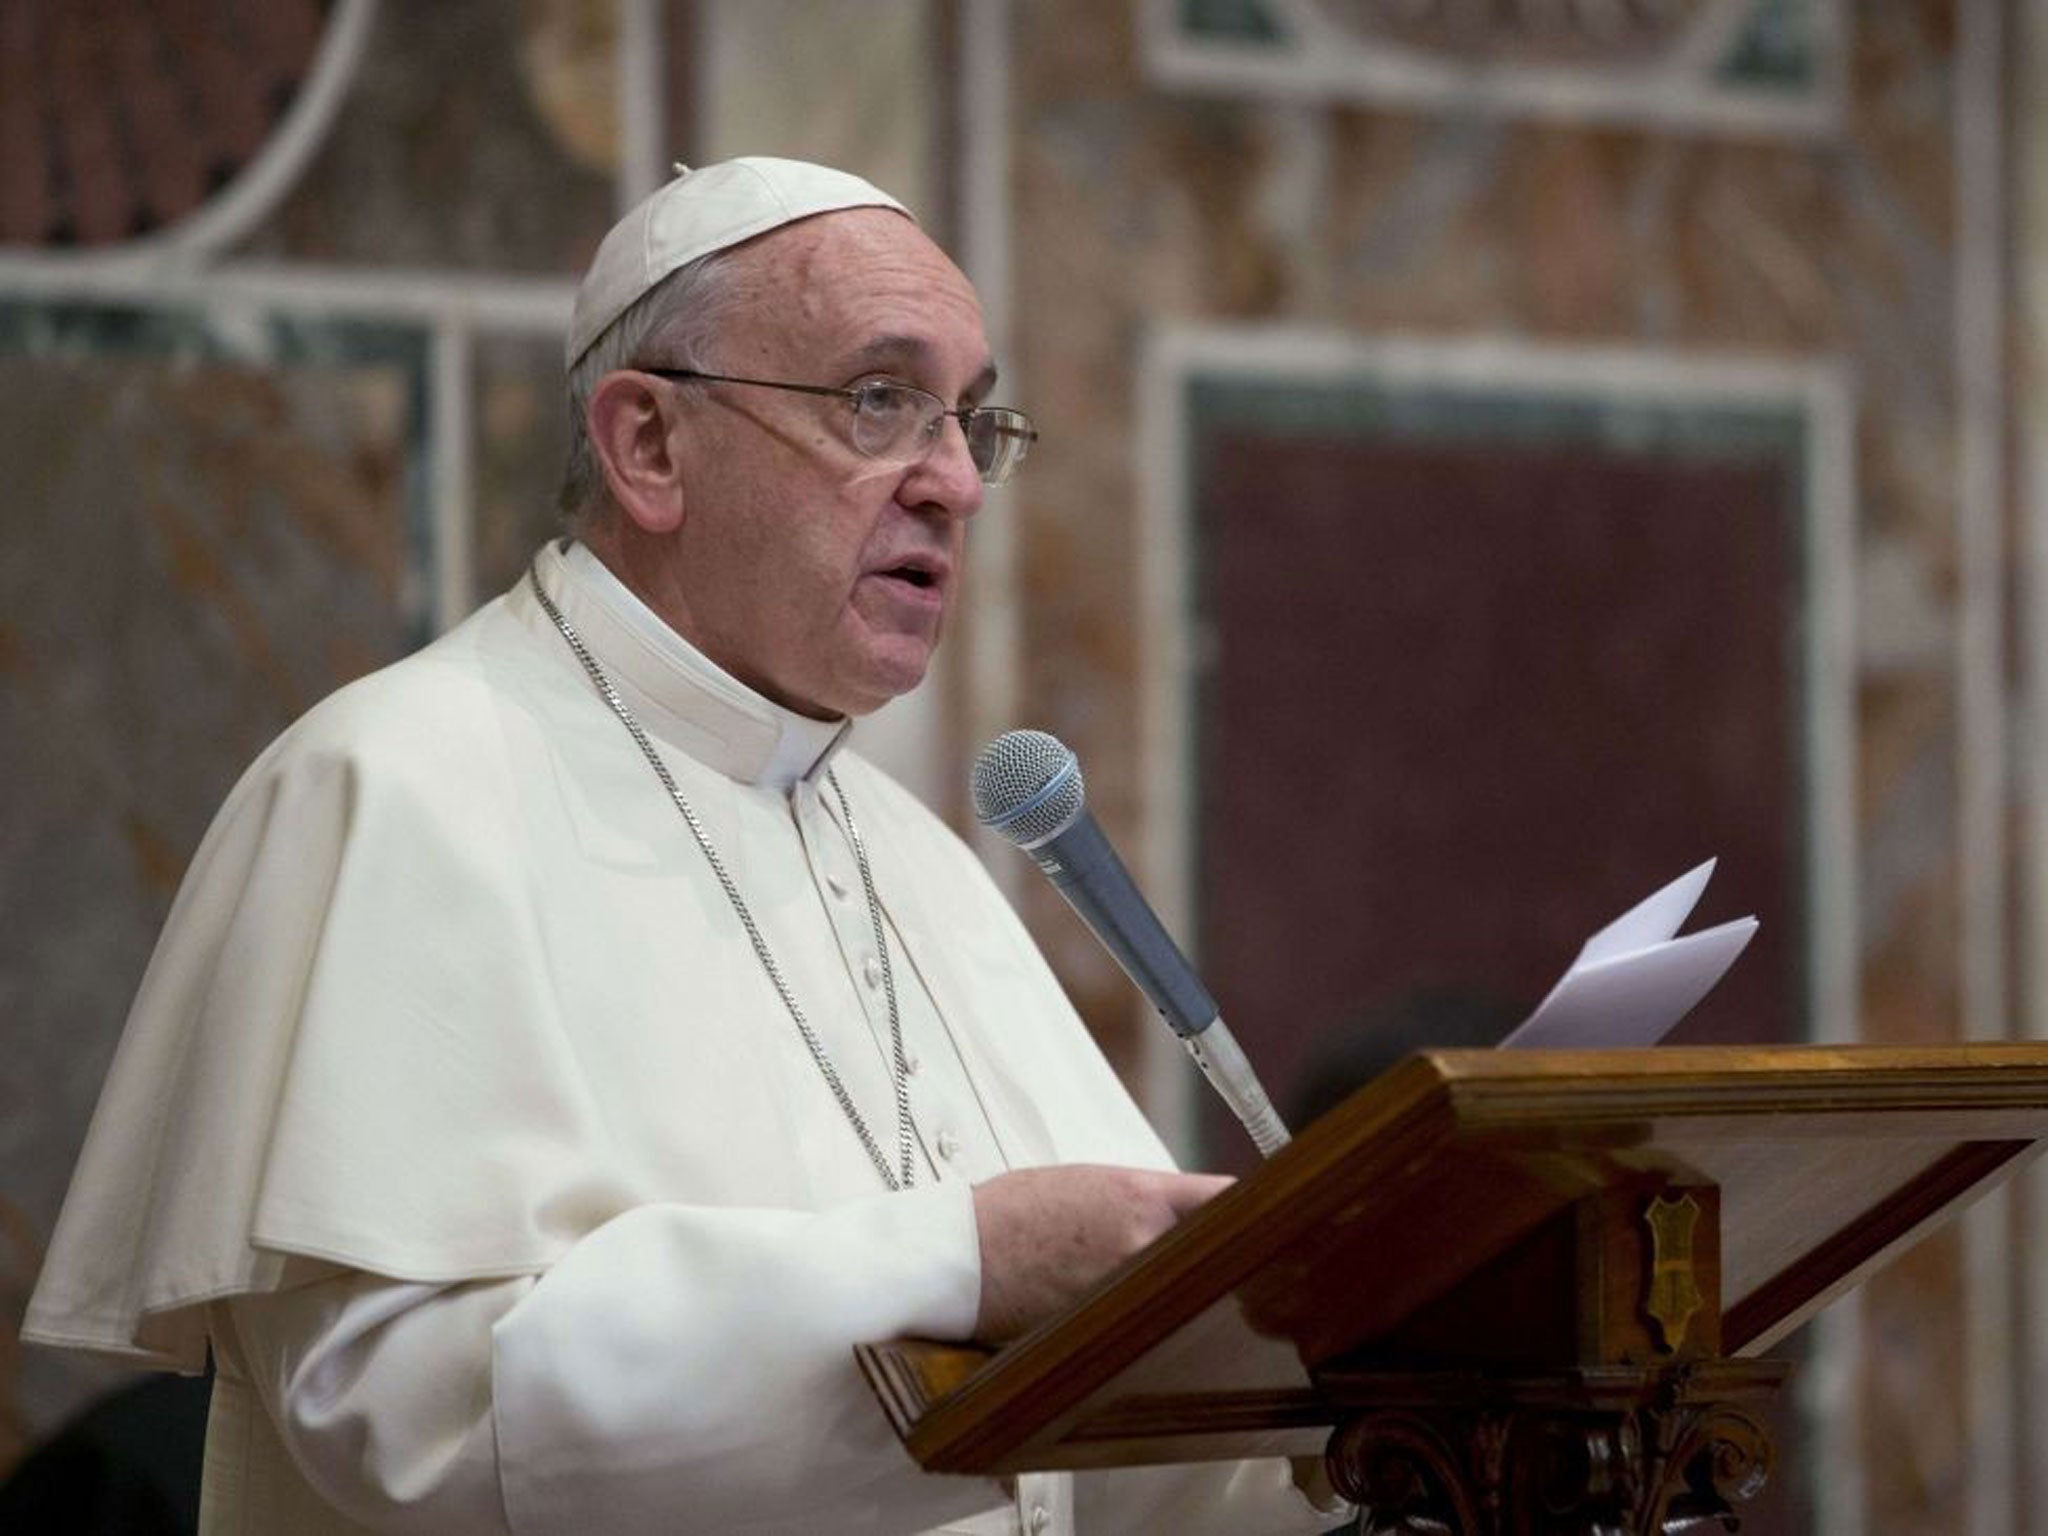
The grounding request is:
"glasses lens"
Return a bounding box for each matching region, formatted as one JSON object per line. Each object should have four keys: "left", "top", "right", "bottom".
{"left": 966, "top": 409, "right": 1036, "bottom": 487}
{"left": 850, "top": 385, "right": 1036, "bottom": 486}
{"left": 849, "top": 382, "right": 932, "bottom": 460}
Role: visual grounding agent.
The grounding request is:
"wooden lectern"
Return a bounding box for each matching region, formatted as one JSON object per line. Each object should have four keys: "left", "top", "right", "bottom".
{"left": 858, "top": 1044, "right": 2048, "bottom": 1534}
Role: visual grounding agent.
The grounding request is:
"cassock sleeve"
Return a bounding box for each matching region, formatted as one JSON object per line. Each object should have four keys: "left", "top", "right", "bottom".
{"left": 225, "top": 1187, "right": 1013, "bottom": 1536}
{"left": 226, "top": 1195, "right": 1348, "bottom": 1536}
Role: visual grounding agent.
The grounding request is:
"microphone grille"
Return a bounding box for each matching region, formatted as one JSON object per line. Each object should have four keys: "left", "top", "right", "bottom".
{"left": 970, "top": 729, "right": 1085, "bottom": 848}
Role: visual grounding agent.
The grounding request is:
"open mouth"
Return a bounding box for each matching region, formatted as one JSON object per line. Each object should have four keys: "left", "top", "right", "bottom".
{"left": 883, "top": 564, "right": 937, "bottom": 590}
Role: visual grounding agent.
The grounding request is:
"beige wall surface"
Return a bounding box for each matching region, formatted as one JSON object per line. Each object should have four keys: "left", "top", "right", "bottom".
{"left": 4, "top": 3, "right": 2045, "bottom": 1532}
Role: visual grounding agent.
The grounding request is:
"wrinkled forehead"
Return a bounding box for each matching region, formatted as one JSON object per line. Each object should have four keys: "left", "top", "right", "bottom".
{"left": 722, "top": 209, "right": 993, "bottom": 383}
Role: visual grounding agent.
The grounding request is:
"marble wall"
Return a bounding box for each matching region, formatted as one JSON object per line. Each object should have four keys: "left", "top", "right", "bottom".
{"left": 0, "top": 319, "right": 431, "bottom": 1442}
{"left": 992, "top": 2, "right": 2032, "bottom": 1532}
{"left": 0, "top": 0, "right": 598, "bottom": 1456}
{"left": 0, "top": 0, "right": 954, "bottom": 1463}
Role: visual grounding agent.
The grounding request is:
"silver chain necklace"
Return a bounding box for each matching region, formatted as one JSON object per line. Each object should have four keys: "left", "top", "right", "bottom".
{"left": 528, "top": 561, "right": 917, "bottom": 1191}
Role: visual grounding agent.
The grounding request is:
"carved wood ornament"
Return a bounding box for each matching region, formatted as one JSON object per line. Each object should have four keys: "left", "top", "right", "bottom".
{"left": 1324, "top": 1364, "right": 1781, "bottom": 1536}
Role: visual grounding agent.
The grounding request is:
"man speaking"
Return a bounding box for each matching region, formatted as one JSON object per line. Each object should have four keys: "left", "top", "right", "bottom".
{"left": 25, "top": 158, "right": 1343, "bottom": 1535}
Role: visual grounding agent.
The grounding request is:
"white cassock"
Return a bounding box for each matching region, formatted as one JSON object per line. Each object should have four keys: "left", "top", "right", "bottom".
{"left": 25, "top": 539, "right": 1341, "bottom": 1536}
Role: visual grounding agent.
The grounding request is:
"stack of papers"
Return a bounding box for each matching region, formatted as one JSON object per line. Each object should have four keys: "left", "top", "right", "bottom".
{"left": 1499, "top": 860, "right": 1758, "bottom": 1051}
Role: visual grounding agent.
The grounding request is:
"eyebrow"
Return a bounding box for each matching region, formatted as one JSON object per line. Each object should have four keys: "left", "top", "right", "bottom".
{"left": 844, "top": 335, "right": 1000, "bottom": 402}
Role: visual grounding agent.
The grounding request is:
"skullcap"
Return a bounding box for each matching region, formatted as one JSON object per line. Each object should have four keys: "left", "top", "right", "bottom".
{"left": 565, "top": 156, "right": 911, "bottom": 368}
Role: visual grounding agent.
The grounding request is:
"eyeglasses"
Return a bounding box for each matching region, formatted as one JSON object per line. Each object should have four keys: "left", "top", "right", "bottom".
{"left": 640, "top": 367, "right": 1038, "bottom": 487}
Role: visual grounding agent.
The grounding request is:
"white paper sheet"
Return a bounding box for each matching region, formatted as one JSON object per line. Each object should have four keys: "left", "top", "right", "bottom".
{"left": 1499, "top": 860, "right": 1758, "bottom": 1051}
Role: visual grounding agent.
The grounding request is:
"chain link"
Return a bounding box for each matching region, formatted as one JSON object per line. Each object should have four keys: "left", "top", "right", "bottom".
{"left": 528, "top": 561, "right": 916, "bottom": 1191}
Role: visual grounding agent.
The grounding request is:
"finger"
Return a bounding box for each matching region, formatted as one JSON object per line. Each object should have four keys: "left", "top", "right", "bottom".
{"left": 1155, "top": 1172, "right": 1234, "bottom": 1215}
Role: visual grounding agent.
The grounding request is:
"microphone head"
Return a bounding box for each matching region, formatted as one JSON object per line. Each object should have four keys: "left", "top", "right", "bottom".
{"left": 971, "top": 729, "right": 1086, "bottom": 849}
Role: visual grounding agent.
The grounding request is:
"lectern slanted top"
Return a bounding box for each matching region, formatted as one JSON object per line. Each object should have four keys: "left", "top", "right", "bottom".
{"left": 858, "top": 1044, "right": 2048, "bottom": 1476}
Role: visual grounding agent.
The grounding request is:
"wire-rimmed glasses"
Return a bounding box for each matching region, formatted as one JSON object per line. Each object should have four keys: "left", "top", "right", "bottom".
{"left": 640, "top": 367, "right": 1038, "bottom": 488}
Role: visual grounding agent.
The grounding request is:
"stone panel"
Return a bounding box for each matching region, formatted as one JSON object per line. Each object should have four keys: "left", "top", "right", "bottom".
{"left": 238, "top": 0, "right": 617, "bottom": 272}
{"left": 0, "top": 330, "right": 415, "bottom": 1444}
{"left": 1190, "top": 385, "right": 1806, "bottom": 1143}
{"left": 475, "top": 330, "right": 572, "bottom": 598}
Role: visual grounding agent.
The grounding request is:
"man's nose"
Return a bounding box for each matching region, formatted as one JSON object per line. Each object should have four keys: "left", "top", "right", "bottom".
{"left": 903, "top": 415, "right": 986, "bottom": 518}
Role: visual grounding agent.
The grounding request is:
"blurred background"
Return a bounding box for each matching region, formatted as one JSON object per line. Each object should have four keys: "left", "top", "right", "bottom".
{"left": 2, "top": 2, "right": 2044, "bottom": 1532}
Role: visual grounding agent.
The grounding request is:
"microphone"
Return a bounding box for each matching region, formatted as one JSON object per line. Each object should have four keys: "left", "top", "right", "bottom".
{"left": 970, "top": 729, "right": 1291, "bottom": 1158}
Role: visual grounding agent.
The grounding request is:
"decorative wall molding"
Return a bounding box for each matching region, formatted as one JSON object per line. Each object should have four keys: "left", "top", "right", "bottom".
{"left": 1955, "top": 6, "right": 2016, "bottom": 1536}
{"left": 1138, "top": 324, "right": 1856, "bottom": 1154}
{"left": 2020, "top": 9, "right": 2048, "bottom": 1529}
{"left": 0, "top": 0, "right": 377, "bottom": 271}
{"left": 1142, "top": 0, "right": 1844, "bottom": 140}
{"left": 957, "top": 0, "right": 1025, "bottom": 888}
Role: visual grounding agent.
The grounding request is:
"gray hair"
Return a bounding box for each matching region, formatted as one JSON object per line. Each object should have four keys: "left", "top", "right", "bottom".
{"left": 558, "top": 247, "right": 742, "bottom": 530}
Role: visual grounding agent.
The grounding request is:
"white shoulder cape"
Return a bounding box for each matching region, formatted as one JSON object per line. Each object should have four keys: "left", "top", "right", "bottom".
{"left": 26, "top": 550, "right": 1163, "bottom": 1370}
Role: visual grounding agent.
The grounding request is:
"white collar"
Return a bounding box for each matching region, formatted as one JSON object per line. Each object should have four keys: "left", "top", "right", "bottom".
{"left": 519, "top": 539, "right": 850, "bottom": 792}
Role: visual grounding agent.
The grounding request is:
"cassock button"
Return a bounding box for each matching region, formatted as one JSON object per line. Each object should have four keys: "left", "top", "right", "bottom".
{"left": 826, "top": 870, "right": 850, "bottom": 899}
{"left": 936, "top": 1130, "right": 961, "bottom": 1162}
{"left": 903, "top": 1048, "right": 921, "bottom": 1076}
{"left": 862, "top": 955, "right": 884, "bottom": 988}
{"left": 1029, "top": 1504, "right": 1051, "bottom": 1534}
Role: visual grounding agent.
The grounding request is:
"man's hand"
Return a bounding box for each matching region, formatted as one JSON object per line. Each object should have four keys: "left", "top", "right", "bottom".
{"left": 970, "top": 1165, "right": 1232, "bottom": 1342}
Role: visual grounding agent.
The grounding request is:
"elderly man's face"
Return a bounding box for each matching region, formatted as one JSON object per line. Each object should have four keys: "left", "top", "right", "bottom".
{"left": 659, "top": 209, "right": 993, "bottom": 719}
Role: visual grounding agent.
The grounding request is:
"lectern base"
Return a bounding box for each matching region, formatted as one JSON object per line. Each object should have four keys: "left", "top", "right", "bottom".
{"left": 1320, "top": 1359, "right": 1788, "bottom": 1536}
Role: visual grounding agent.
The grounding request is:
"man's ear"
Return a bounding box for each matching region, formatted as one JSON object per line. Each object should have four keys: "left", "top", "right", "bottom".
{"left": 587, "top": 372, "right": 687, "bottom": 534}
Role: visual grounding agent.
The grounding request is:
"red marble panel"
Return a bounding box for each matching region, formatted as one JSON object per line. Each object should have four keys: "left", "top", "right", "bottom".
{"left": 1196, "top": 429, "right": 1799, "bottom": 1134}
